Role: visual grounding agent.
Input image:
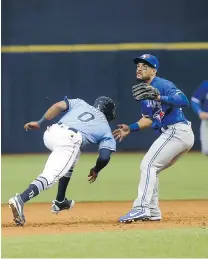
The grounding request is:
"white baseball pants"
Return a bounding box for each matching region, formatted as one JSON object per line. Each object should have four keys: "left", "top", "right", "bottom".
{"left": 133, "top": 122, "right": 195, "bottom": 211}
{"left": 33, "top": 124, "right": 82, "bottom": 191}
{"left": 200, "top": 120, "right": 208, "bottom": 155}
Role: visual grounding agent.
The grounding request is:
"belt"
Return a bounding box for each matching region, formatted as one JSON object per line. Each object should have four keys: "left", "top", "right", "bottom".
{"left": 160, "top": 126, "right": 168, "bottom": 133}
{"left": 58, "top": 122, "right": 78, "bottom": 133}
{"left": 160, "top": 121, "right": 189, "bottom": 133}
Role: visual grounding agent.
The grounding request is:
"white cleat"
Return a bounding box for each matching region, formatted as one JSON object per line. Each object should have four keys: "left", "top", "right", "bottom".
{"left": 8, "top": 194, "right": 25, "bottom": 226}
{"left": 148, "top": 208, "right": 162, "bottom": 221}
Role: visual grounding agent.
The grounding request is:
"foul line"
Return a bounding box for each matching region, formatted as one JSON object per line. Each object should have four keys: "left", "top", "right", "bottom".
{"left": 1, "top": 42, "right": 208, "bottom": 53}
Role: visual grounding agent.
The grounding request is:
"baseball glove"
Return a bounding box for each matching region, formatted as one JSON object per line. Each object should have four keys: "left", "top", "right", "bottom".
{"left": 132, "top": 83, "right": 160, "bottom": 101}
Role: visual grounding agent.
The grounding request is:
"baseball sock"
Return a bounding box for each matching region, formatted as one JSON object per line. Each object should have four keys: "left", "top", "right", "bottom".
{"left": 20, "top": 184, "right": 39, "bottom": 203}
{"left": 56, "top": 176, "right": 71, "bottom": 202}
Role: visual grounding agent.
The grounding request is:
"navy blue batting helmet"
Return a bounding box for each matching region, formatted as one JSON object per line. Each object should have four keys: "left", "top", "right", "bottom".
{"left": 94, "top": 96, "right": 116, "bottom": 122}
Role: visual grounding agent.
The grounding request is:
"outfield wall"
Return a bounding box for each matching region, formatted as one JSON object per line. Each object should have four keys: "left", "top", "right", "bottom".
{"left": 2, "top": 0, "right": 208, "bottom": 153}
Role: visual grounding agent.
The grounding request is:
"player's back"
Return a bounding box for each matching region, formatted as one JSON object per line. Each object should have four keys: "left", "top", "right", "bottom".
{"left": 59, "top": 98, "right": 112, "bottom": 145}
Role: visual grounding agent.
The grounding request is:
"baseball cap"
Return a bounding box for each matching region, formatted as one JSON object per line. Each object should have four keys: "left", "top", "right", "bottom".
{"left": 133, "top": 54, "right": 159, "bottom": 71}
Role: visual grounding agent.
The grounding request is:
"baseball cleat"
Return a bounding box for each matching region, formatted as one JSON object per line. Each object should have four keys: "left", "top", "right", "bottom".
{"left": 149, "top": 208, "right": 162, "bottom": 221}
{"left": 51, "top": 198, "right": 75, "bottom": 214}
{"left": 119, "top": 209, "right": 151, "bottom": 223}
{"left": 8, "top": 194, "right": 25, "bottom": 226}
{"left": 149, "top": 215, "right": 162, "bottom": 221}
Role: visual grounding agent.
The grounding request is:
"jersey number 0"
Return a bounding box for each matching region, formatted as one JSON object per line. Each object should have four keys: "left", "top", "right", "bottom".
{"left": 77, "top": 112, "right": 95, "bottom": 122}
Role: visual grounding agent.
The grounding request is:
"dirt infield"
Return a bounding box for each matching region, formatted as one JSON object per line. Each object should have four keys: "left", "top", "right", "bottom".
{"left": 2, "top": 200, "right": 208, "bottom": 236}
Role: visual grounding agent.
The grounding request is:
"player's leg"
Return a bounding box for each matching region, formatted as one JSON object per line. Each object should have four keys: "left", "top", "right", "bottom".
{"left": 149, "top": 149, "right": 189, "bottom": 221}
{"left": 56, "top": 174, "right": 72, "bottom": 202}
{"left": 51, "top": 151, "right": 81, "bottom": 213}
{"left": 149, "top": 175, "right": 161, "bottom": 221}
{"left": 119, "top": 123, "right": 194, "bottom": 223}
{"left": 9, "top": 148, "right": 80, "bottom": 226}
{"left": 133, "top": 125, "right": 194, "bottom": 213}
{"left": 9, "top": 125, "right": 82, "bottom": 225}
{"left": 200, "top": 120, "right": 208, "bottom": 155}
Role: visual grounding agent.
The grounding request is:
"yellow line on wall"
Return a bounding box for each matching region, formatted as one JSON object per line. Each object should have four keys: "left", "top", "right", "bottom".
{"left": 1, "top": 42, "right": 208, "bottom": 53}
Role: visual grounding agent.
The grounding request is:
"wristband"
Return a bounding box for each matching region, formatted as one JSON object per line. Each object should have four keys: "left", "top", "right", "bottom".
{"left": 129, "top": 122, "right": 140, "bottom": 132}
{"left": 37, "top": 115, "right": 47, "bottom": 126}
{"left": 198, "top": 110, "right": 203, "bottom": 115}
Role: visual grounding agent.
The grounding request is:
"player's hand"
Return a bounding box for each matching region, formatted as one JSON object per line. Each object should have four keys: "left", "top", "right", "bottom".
{"left": 88, "top": 168, "right": 98, "bottom": 183}
{"left": 113, "top": 124, "right": 130, "bottom": 142}
{"left": 156, "top": 95, "right": 161, "bottom": 101}
{"left": 24, "top": 121, "right": 40, "bottom": 131}
{"left": 199, "top": 112, "right": 208, "bottom": 120}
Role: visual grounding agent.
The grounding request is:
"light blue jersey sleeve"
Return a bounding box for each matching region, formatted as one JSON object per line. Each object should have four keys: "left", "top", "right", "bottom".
{"left": 99, "top": 131, "right": 116, "bottom": 152}
{"left": 63, "top": 96, "right": 78, "bottom": 111}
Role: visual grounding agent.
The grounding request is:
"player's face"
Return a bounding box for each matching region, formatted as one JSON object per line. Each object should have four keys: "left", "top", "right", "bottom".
{"left": 136, "top": 63, "right": 156, "bottom": 81}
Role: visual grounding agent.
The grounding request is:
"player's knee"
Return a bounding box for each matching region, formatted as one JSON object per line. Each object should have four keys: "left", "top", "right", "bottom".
{"left": 140, "top": 158, "right": 158, "bottom": 174}
{"left": 140, "top": 159, "right": 149, "bottom": 173}
{"left": 64, "top": 169, "right": 73, "bottom": 178}
{"left": 36, "top": 173, "right": 56, "bottom": 190}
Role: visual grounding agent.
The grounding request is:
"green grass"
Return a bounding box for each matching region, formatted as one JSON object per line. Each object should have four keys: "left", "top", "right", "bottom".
{"left": 1, "top": 152, "right": 208, "bottom": 203}
{"left": 2, "top": 227, "right": 208, "bottom": 258}
{"left": 2, "top": 153, "right": 208, "bottom": 258}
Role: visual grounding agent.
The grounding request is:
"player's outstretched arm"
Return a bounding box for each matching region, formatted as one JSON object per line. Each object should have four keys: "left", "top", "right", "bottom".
{"left": 88, "top": 148, "right": 112, "bottom": 183}
{"left": 191, "top": 81, "right": 208, "bottom": 120}
{"left": 24, "top": 101, "right": 68, "bottom": 130}
{"left": 191, "top": 97, "right": 208, "bottom": 120}
{"left": 157, "top": 92, "right": 189, "bottom": 108}
{"left": 113, "top": 116, "right": 152, "bottom": 142}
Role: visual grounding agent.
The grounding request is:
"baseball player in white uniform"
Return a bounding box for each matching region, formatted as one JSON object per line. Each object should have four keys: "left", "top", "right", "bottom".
{"left": 113, "top": 54, "right": 194, "bottom": 223}
{"left": 9, "top": 96, "right": 116, "bottom": 226}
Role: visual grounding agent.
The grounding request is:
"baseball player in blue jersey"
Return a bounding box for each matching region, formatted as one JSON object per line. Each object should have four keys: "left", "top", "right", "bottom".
{"left": 191, "top": 81, "right": 208, "bottom": 155}
{"left": 113, "top": 54, "right": 194, "bottom": 223}
{"left": 9, "top": 96, "right": 116, "bottom": 226}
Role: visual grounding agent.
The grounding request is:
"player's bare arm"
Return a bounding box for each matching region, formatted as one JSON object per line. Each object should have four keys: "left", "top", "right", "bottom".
{"left": 24, "top": 101, "right": 67, "bottom": 130}
{"left": 113, "top": 116, "right": 152, "bottom": 142}
{"left": 44, "top": 101, "right": 68, "bottom": 119}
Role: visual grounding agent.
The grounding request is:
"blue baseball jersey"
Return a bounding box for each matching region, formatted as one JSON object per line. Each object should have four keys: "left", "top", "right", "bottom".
{"left": 59, "top": 97, "right": 116, "bottom": 151}
{"left": 140, "top": 77, "right": 188, "bottom": 131}
{"left": 191, "top": 81, "right": 208, "bottom": 114}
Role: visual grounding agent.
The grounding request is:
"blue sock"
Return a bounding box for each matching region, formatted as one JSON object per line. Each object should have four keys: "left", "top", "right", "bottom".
{"left": 20, "top": 184, "right": 39, "bottom": 203}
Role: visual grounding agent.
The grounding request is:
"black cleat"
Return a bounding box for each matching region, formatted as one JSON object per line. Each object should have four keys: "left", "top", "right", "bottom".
{"left": 51, "top": 198, "right": 75, "bottom": 214}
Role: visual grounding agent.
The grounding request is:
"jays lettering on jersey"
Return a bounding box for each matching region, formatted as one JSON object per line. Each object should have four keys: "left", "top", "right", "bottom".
{"left": 59, "top": 98, "right": 116, "bottom": 151}
{"left": 191, "top": 81, "right": 208, "bottom": 114}
{"left": 141, "top": 77, "right": 188, "bottom": 131}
